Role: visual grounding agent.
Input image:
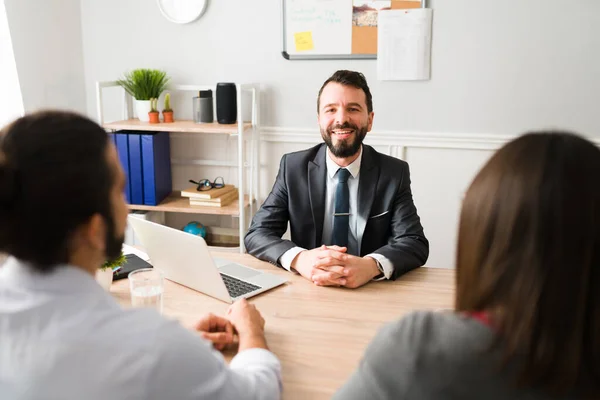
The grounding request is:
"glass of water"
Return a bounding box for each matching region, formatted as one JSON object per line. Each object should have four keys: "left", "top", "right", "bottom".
{"left": 128, "top": 268, "right": 164, "bottom": 314}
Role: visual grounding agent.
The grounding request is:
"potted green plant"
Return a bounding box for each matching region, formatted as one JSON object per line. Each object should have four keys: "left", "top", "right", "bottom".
{"left": 95, "top": 252, "right": 127, "bottom": 291}
{"left": 148, "top": 98, "right": 160, "bottom": 124}
{"left": 162, "top": 93, "right": 174, "bottom": 123}
{"left": 116, "top": 69, "right": 170, "bottom": 123}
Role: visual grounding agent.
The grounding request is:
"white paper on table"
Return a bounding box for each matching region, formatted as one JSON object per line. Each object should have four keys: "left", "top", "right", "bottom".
{"left": 377, "top": 8, "right": 433, "bottom": 81}
{"left": 122, "top": 243, "right": 150, "bottom": 262}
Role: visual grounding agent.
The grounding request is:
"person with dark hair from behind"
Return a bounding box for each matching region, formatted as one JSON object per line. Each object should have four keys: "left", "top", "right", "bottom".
{"left": 334, "top": 131, "right": 600, "bottom": 399}
{"left": 0, "top": 111, "right": 281, "bottom": 400}
{"left": 245, "top": 70, "right": 428, "bottom": 288}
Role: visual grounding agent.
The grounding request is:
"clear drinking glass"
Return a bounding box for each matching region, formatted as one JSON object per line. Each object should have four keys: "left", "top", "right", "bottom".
{"left": 128, "top": 268, "right": 164, "bottom": 314}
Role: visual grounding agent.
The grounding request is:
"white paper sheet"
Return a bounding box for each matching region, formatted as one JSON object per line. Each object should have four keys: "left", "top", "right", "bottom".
{"left": 377, "top": 8, "right": 433, "bottom": 81}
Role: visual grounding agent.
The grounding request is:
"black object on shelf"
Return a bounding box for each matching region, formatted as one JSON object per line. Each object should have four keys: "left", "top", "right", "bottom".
{"left": 216, "top": 82, "right": 237, "bottom": 124}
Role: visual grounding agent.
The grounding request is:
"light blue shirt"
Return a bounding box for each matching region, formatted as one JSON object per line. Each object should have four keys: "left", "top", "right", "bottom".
{"left": 279, "top": 146, "right": 393, "bottom": 279}
{"left": 0, "top": 257, "right": 282, "bottom": 400}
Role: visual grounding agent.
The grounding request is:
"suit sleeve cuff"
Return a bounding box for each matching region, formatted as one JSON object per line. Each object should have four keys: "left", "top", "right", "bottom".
{"left": 365, "top": 253, "right": 394, "bottom": 280}
{"left": 278, "top": 246, "right": 306, "bottom": 272}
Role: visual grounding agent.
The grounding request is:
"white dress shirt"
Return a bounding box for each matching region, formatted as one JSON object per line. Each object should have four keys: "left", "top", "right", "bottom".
{"left": 0, "top": 258, "right": 282, "bottom": 400}
{"left": 279, "top": 146, "right": 393, "bottom": 279}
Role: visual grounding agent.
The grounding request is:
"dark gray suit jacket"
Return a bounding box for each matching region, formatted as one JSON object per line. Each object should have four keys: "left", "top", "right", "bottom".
{"left": 244, "top": 143, "right": 428, "bottom": 280}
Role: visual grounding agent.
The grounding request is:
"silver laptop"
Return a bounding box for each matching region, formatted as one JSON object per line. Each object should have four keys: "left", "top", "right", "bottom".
{"left": 128, "top": 217, "right": 287, "bottom": 304}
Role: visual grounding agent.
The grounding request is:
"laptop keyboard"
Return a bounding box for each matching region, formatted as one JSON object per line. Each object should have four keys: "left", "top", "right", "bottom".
{"left": 220, "top": 273, "right": 261, "bottom": 298}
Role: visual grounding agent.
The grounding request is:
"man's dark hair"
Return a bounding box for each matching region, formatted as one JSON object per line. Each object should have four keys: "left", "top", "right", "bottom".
{"left": 317, "top": 70, "right": 373, "bottom": 113}
{"left": 456, "top": 131, "right": 600, "bottom": 396}
{"left": 0, "top": 110, "right": 114, "bottom": 272}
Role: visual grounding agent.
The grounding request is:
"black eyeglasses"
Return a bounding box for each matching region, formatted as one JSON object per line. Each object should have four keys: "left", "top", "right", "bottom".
{"left": 189, "top": 177, "right": 225, "bottom": 191}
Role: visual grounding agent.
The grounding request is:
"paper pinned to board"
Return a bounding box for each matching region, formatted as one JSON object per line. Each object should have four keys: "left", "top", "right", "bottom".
{"left": 294, "top": 31, "right": 315, "bottom": 52}
{"left": 377, "top": 8, "right": 433, "bottom": 81}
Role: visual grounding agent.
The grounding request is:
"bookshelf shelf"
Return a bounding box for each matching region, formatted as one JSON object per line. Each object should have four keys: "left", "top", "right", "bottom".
{"left": 103, "top": 119, "right": 252, "bottom": 135}
{"left": 128, "top": 194, "right": 252, "bottom": 216}
{"left": 96, "top": 81, "right": 261, "bottom": 253}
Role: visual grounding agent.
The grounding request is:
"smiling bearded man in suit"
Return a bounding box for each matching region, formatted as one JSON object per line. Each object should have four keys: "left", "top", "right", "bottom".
{"left": 245, "top": 70, "right": 429, "bottom": 289}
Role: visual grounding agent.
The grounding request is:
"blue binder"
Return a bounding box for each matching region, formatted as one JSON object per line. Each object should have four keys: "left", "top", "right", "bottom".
{"left": 114, "top": 132, "right": 131, "bottom": 203}
{"left": 141, "top": 132, "right": 172, "bottom": 206}
{"left": 127, "top": 133, "right": 144, "bottom": 205}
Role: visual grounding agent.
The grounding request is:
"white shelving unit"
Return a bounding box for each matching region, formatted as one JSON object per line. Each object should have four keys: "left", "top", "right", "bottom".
{"left": 95, "top": 82, "right": 261, "bottom": 253}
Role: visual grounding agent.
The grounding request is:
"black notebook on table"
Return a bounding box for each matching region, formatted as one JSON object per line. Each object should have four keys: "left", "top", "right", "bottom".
{"left": 113, "top": 253, "right": 153, "bottom": 280}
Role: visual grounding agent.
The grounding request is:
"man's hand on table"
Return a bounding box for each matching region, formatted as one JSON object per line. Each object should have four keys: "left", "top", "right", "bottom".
{"left": 194, "top": 299, "right": 268, "bottom": 352}
{"left": 291, "top": 245, "right": 381, "bottom": 289}
{"left": 226, "top": 298, "right": 268, "bottom": 351}
{"left": 193, "top": 313, "right": 235, "bottom": 351}
{"left": 291, "top": 245, "right": 346, "bottom": 283}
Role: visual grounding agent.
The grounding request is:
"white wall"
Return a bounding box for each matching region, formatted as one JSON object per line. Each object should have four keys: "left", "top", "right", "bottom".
{"left": 82, "top": 0, "right": 600, "bottom": 135}
{"left": 77, "top": 0, "right": 600, "bottom": 268}
{"left": 4, "top": 0, "right": 87, "bottom": 114}
{"left": 0, "top": 0, "right": 23, "bottom": 127}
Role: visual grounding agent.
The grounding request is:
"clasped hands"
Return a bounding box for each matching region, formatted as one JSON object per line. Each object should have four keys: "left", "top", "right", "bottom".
{"left": 291, "top": 245, "right": 381, "bottom": 288}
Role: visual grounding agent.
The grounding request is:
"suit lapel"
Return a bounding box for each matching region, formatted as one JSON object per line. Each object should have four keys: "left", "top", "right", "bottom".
{"left": 357, "top": 146, "right": 380, "bottom": 254}
{"left": 308, "top": 145, "right": 327, "bottom": 248}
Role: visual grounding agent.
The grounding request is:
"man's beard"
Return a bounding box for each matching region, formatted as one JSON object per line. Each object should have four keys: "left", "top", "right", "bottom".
{"left": 103, "top": 214, "right": 124, "bottom": 263}
{"left": 321, "top": 122, "right": 368, "bottom": 158}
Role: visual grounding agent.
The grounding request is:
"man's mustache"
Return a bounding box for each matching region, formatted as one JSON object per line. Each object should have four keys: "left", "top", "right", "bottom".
{"left": 328, "top": 122, "right": 358, "bottom": 133}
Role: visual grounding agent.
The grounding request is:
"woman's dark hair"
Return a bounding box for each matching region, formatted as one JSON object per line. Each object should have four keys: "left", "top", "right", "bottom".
{"left": 0, "top": 110, "right": 113, "bottom": 272}
{"left": 456, "top": 131, "right": 600, "bottom": 396}
{"left": 317, "top": 70, "right": 373, "bottom": 113}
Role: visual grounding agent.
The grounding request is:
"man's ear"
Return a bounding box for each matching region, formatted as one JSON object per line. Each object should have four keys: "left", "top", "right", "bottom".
{"left": 76, "top": 213, "right": 106, "bottom": 253}
{"left": 367, "top": 111, "right": 374, "bottom": 132}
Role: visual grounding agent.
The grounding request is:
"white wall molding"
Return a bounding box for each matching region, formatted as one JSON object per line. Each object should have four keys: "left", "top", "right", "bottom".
{"left": 261, "top": 126, "right": 513, "bottom": 150}
{"left": 261, "top": 127, "right": 600, "bottom": 151}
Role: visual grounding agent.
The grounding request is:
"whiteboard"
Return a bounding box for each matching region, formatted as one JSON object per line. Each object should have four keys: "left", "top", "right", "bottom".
{"left": 283, "top": 0, "right": 353, "bottom": 59}
{"left": 282, "top": 0, "right": 424, "bottom": 60}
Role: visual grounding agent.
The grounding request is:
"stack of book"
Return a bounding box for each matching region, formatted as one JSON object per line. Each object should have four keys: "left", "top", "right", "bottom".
{"left": 180, "top": 184, "right": 238, "bottom": 207}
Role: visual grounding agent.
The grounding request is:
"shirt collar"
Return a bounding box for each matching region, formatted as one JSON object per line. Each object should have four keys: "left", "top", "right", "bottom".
{"left": 325, "top": 145, "right": 363, "bottom": 179}
{"left": 0, "top": 256, "right": 107, "bottom": 296}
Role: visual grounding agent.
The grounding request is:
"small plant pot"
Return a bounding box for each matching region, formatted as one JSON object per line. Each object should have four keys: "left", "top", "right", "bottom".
{"left": 148, "top": 111, "right": 160, "bottom": 124}
{"left": 135, "top": 99, "right": 152, "bottom": 122}
{"left": 163, "top": 110, "right": 174, "bottom": 123}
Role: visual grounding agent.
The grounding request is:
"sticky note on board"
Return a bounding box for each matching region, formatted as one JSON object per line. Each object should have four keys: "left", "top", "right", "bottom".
{"left": 294, "top": 31, "right": 314, "bottom": 52}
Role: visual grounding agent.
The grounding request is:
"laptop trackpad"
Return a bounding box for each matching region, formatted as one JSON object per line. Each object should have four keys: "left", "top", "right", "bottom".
{"left": 218, "top": 263, "right": 261, "bottom": 279}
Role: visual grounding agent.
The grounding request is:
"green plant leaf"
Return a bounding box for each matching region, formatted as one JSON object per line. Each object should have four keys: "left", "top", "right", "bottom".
{"left": 149, "top": 98, "right": 158, "bottom": 112}
{"left": 99, "top": 252, "right": 127, "bottom": 271}
{"left": 164, "top": 93, "right": 172, "bottom": 112}
{"left": 116, "top": 69, "right": 170, "bottom": 101}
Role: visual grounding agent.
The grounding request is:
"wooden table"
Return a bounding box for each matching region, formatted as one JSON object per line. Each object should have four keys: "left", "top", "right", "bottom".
{"left": 111, "top": 253, "right": 455, "bottom": 399}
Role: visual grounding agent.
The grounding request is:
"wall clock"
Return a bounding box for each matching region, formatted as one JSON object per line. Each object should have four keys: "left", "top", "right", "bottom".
{"left": 157, "top": 0, "right": 208, "bottom": 24}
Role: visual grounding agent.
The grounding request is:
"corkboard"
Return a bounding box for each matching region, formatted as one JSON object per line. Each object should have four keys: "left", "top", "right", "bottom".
{"left": 351, "top": 0, "right": 422, "bottom": 55}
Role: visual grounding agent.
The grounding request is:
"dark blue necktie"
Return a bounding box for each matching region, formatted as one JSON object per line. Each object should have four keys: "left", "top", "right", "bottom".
{"left": 332, "top": 168, "right": 351, "bottom": 248}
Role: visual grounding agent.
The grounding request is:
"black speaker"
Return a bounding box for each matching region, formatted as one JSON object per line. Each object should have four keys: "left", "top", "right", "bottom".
{"left": 216, "top": 83, "right": 237, "bottom": 124}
